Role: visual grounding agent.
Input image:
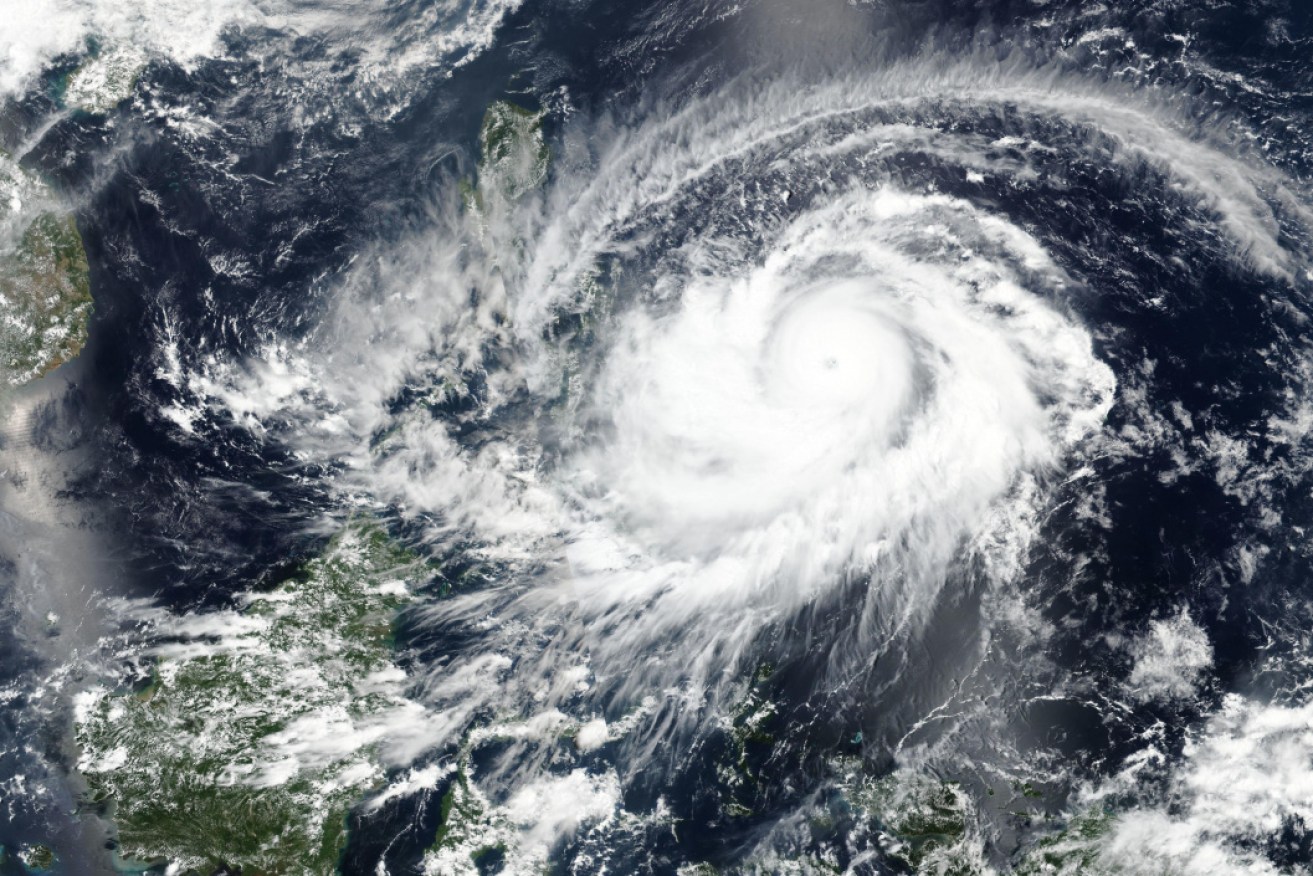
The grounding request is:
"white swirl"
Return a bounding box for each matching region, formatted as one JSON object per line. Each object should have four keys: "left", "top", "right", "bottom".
{"left": 559, "top": 188, "right": 1112, "bottom": 630}
{"left": 177, "top": 61, "right": 1313, "bottom": 791}
{"left": 1, "top": 0, "right": 522, "bottom": 101}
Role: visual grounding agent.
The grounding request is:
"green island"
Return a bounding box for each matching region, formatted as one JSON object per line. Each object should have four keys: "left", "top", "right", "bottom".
{"left": 1011, "top": 806, "right": 1116, "bottom": 875}
{"left": 475, "top": 100, "right": 549, "bottom": 207}
{"left": 74, "top": 520, "right": 426, "bottom": 875}
{"left": 420, "top": 693, "right": 660, "bottom": 874}
{"left": 844, "top": 766, "right": 1123, "bottom": 876}
{"left": 63, "top": 44, "right": 147, "bottom": 114}
{"left": 848, "top": 772, "right": 983, "bottom": 875}
{"left": 423, "top": 759, "right": 514, "bottom": 875}
{"left": 0, "top": 39, "right": 143, "bottom": 393}
{"left": 14, "top": 843, "right": 56, "bottom": 873}
{"left": 0, "top": 158, "right": 93, "bottom": 389}
{"left": 463, "top": 99, "right": 550, "bottom": 239}
{"left": 421, "top": 706, "right": 640, "bottom": 875}
{"left": 714, "top": 663, "right": 780, "bottom": 820}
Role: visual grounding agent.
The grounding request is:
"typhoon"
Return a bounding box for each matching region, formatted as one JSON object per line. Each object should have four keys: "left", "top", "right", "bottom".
{"left": 4, "top": 1, "right": 1313, "bottom": 875}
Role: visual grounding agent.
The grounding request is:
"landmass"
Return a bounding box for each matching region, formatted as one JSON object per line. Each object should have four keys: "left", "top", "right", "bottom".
{"left": 464, "top": 100, "right": 549, "bottom": 228}
{"left": 0, "top": 38, "right": 141, "bottom": 392}
{"left": 0, "top": 157, "right": 93, "bottom": 389}
{"left": 14, "top": 843, "right": 55, "bottom": 872}
{"left": 64, "top": 44, "right": 146, "bottom": 114}
{"left": 74, "top": 520, "right": 425, "bottom": 874}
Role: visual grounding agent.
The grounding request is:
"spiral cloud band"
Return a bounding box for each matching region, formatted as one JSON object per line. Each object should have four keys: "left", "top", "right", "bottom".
{"left": 559, "top": 188, "right": 1112, "bottom": 618}
{"left": 165, "top": 55, "right": 1313, "bottom": 870}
